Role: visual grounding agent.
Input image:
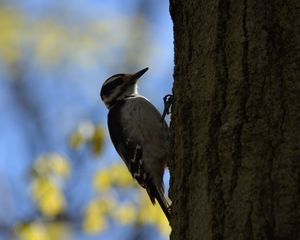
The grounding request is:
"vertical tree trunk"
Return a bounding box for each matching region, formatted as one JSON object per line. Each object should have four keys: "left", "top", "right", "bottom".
{"left": 169, "top": 0, "right": 300, "bottom": 239}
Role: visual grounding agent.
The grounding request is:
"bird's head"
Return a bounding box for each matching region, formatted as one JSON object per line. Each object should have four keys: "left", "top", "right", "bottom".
{"left": 100, "top": 67, "right": 148, "bottom": 109}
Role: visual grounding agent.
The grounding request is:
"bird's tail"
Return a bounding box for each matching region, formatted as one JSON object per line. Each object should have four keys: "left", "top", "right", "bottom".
{"left": 147, "top": 182, "right": 171, "bottom": 221}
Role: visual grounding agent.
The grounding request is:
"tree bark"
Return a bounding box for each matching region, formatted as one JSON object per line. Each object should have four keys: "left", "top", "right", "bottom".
{"left": 169, "top": 0, "right": 300, "bottom": 239}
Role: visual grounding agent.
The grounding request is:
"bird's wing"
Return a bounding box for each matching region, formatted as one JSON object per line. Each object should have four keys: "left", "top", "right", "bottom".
{"left": 108, "top": 97, "right": 169, "bottom": 176}
{"left": 107, "top": 100, "right": 149, "bottom": 187}
{"left": 107, "top": 99, "right": 170, "bottom": 220}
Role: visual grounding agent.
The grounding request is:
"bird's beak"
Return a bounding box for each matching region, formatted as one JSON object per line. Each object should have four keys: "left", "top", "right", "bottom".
{"left": 127, "top": 67, "right": 149, "bottom": 84}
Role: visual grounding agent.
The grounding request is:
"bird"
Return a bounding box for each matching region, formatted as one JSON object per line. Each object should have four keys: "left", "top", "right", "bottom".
{"left": 100, "top": 67, "right": 171, "bottom": 221}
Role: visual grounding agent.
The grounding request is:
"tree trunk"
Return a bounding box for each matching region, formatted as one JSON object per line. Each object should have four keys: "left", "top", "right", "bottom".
{"left": 169, "top": 0, "right": 300, "bottom": 239}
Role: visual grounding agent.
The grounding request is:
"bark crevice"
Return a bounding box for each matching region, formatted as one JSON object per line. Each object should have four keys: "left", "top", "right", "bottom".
{"left": 206, "top": 0, "right": 230, "bottom": 238}
{"left": 229, "top": 0, "right": 250, "bottom": 200}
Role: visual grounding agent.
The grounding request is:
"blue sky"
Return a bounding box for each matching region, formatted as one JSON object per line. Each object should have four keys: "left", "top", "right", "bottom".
{"left": 0, "top": 0, "right": 173, "bottom": 239}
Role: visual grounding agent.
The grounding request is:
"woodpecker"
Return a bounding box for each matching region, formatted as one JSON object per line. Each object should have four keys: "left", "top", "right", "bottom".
{"left": 100, "top": 67, "right": 170, "bottom": 221}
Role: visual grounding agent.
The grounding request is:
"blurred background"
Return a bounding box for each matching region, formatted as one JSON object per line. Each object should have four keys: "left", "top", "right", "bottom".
{"left": 0, "top": 0, "right": 173, "bottom": 239}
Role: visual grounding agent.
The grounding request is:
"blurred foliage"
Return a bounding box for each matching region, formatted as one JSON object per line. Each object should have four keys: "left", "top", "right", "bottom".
{"left": 83, "top": 197, "right": 113, "bottom": 233}
{"left": 31, "top": 153, "right": 70, "bottom": 217}
{"left": 32, "top": 153, "right": 71, "bottom": 177}
{"left": 32, "top": 177, "right": 66, "bottom": 217}
{"left": 0, "top": 8, "right": 22, "bottom": 64}
{"left": 21, "top": 124, "right": 170, "bottom": 239}
{"left": 93, "top": 163, "right": 138, "bottom": 190}
{"left": 69, "top": 121, "right": 105, "bottom": 155}
{"left": 0, "top": 7, "right": 150, "bottom": 68}
{"left": 14, "top": 222, "right": 72, "bottom": 240}
{"left": 85, "top": 164, "right": 171, "bottom": 236}
{"left": 0, "top": 1, "right": 171, "bottom": 239}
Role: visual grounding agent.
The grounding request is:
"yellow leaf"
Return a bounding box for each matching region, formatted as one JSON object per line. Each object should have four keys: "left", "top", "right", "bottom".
{"left": 38, "top": 190, "right": 65, "bottom": 217}
{"left": 83, "top": 202, "right": 108, "bottom": 234}
{"left": 138, "top": 201, "right": 158, "bottom": 224}
{"left": 113, "top": 203, "right": 136, "bottom": 224}
{"left": 90, "top": 126, "right": 105, "bottom": 155}
{"left": 34, "top": 156, "right": 51, "bottom": 175}
{"left": 93, "top": 164, "right": 137, "bottom": 191}
{"left": 49, "top": 154, "right": 70, "bottom": 178}
{"left": 157, "top": 213, "right": 171, "bottom": 235}
{"left": 32, "top": 177, "right": 66, "bottom": 217}
{"left": 16, "top": 222, "right": 50, "bottom": 240}
{"left": 46, "top": 222, "right": 72, "bottom": 240}
{"left": 0, "top": 8, "right": 22, "bottom": 64}
{"left": 85, "top": 198, "right": 114, "bottom": 216}
{"left": 110, "top": 164, "right": 136, "bottom": 187}
{"left": 15, "top": 222, "right": 72, "bottom": 240}
{"left": 33, "top": 153, "right": 70, "bottom": 178}
{"left": 93, "top": 169, "right": 111, "bottom": 191}
{"left": 69, "top": 131, "right": 84, "bottom": 149}
{"left": 83, "top": 214, "right": 106, "bottom": 234}
{"left": 137, "top": 192, "right": 171, "bottom": 235}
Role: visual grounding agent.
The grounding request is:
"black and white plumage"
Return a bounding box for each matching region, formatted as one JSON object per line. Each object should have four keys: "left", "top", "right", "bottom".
{"left": 100, "top": 67, "right": 170, "bottom": 220}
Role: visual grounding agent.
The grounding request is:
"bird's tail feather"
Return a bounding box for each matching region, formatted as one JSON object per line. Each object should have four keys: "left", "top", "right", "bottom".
{"left": 147, "top": 182, "right": 171, "bottom": 221}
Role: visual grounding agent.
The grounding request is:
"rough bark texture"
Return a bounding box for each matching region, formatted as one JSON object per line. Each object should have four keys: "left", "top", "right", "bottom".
{"left": 169, "top": 0, "right": 300, "bottom": 239}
